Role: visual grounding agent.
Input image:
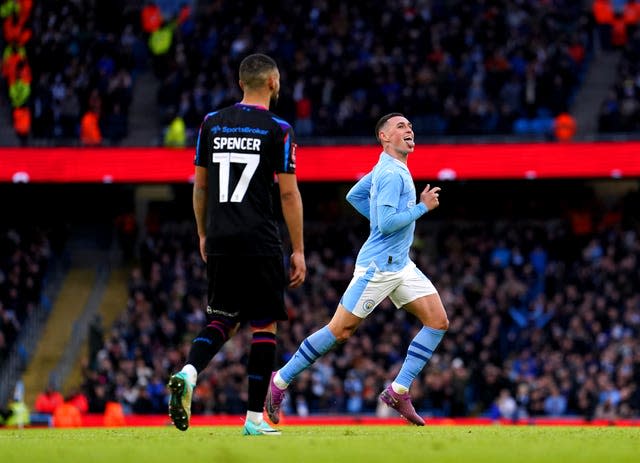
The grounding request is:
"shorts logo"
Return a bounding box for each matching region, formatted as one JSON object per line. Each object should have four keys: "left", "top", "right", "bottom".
{"left": 362, "top": 299, "right": 375, "bottom": 312}
{"left": 206, "top": 306, "right": 239, "bottom": 318}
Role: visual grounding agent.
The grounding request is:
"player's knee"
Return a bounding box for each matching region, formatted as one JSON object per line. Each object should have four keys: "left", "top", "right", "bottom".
{"left": 329, "top": 325, "right": 357, "bottom": 343}
{"left": 432, "top": 315, "right": 449, "bottom": 331}
{"left": 334, "top": 330, "right": 354, "bottom": 343}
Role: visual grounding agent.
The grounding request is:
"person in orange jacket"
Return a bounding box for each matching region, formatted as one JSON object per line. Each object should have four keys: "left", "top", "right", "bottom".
{"left": 593, "top": 0, "right": 615, "bottom": 49}
{"left": 53, "top": 402, "right": 82, "bottom": 428}
{"left": 141, "top": 1, "right": 162, "bottom": 33}
{"left": 34, "top": 384, "right": 64, "bottom": 415}
{"left": 3, "top": 11, "right": 31, "bottom": 45}
{"left": 12, "top": 105, "right": 30, "bottom": 145}
{"left": 554, "top": 112, "right": 577, "bottom": 141}
{"left": 80, "top": 109, "right": 102, "bottom": 145}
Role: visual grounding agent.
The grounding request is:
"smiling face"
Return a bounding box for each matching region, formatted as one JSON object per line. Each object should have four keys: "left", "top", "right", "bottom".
{"left": 378, "top": 115, "right": 415, "bottom": 157}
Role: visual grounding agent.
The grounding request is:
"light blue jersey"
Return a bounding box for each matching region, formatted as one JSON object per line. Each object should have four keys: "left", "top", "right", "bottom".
{"left": 346, "top": 152, "right": 427, "bottom": 272}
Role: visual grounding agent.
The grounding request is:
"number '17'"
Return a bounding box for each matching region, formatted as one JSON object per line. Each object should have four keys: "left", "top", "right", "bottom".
{"left": 212, "top": 152, "right": 260, "bottom": 203}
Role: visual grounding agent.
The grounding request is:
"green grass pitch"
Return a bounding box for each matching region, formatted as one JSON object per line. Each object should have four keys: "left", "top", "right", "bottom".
{"left": 0, "top": 425, "right": 637, "bottom": 463}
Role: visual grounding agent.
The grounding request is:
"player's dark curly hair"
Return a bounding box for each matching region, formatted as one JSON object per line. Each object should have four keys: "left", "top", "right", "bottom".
{"left": 239, "top": 54, "right": 278, "bottom": 90}
{"left": 375, "top": 112, "right": 405, "bottom": 142}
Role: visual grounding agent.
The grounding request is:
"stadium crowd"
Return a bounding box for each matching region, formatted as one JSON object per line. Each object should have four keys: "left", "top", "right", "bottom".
{"left": 152, "top": 0, "right": 591, "bottom": 140}
{"left": 1, "top": 0, "right": 596, "bottom": 145}
{"left": 0, "top": 226, "right": 51, "bottom": 366}
{"left": 3, "top": 0, "right": 146, "bottom": 145}
{"left": 77, "top": 186, "right": 640, "bottom": 420}
{"left": 599, "top": 22, "right": 640, "bottom": 133}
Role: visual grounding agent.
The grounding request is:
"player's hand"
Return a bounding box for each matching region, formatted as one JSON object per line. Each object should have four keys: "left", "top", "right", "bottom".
{"left": 288, "top": 251, "right": 306, "bottom": 288}
{"left": 199, "top": 236, "right": 207, "bottom": 263}
{"left": 420, "top": 184, "right": 441, "bottom": 211}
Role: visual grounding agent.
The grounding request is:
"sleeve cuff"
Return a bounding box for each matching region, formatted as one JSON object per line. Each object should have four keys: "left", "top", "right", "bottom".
{"left": 416, "top": 202, "right": 428, "bottom": 215}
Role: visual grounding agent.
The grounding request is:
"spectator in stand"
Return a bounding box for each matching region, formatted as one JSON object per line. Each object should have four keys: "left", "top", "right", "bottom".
{"left": 1, "top": 227, "right": 51, "bottom": 368}
{"left": 598, "top": 21, "right": 640, "bottom": 133}
{"left": 102, "top": 103, "right": 129, "bottom": 145}
{"left": 65, "top": 388, "right": 89, "bottom": 415}
{"left": 12, "top": 105, "right": 31, "bottom": 146}
{"left": 141, "top": 2, "right": 163, "bottom": 35}
{"left": 80, "top": 108, "right": 102, "bottom": 146}
{"left": 34, "top": 384, "right": 64, "bottom": 415}
{"left": 163, "top": 113, "right": 186, "bottom": 147}
{"left": 554, "top": 112, "right": 577, "bottom": 141}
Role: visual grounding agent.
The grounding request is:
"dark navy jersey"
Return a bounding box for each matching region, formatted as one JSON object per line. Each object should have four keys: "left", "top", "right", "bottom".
{"left": 194, "top": 103, "right": 296, "bottom": 256}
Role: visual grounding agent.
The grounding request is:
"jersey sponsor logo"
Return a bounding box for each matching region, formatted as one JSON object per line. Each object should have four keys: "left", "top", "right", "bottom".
{"left": 210, "top": 125, "right": 269, "bottom": 135}
{"left": 213, "top": 137, "right": 262, "bottom": 151}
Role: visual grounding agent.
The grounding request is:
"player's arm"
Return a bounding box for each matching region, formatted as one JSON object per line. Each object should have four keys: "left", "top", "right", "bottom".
{"left": 193, "top": 118, "right": 210, "bottom": 262}
{"left": 275, "top": 125, "right": 306, "bottom": 288}
{"left": 376, "top": 176, "right": 440, "bottom": 235}
{"left": 346, "top": 172, "right": 372, "bottom": 219}
{"left": 193, "top": 166, "right": 208, "bottom": 262}
{"left": 378, "top": 203, "right": 426, "bottom": 234}
{"left": 278, "top": 172, "right": 306, "bottom": 288}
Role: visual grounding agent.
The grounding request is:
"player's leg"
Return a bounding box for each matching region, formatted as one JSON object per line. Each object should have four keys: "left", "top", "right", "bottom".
{"left": 379, "top": 264, "right": 448, "bottom": 425}
{"left": 266, "top": 305, "right": 360, "bottom": 423}
{"left": 168, "top": 256, "right": 239, "bottom": 431}
{"left": 243, "top": 256, "right": 288, "bottom": 435}
{"left": 276, "top": 304, "right": 363, "bottom": 383}
{"left": 242, "top": 320, "right": 281, "bottom": 435}
{"left": 267, "top": 265, "right": 393, "bottom": 423}
{"left": 168, "top": 316, "right": 238, "bottom": 431}
{"left": 393, "top": 292, "right": 448, "bottom": 389}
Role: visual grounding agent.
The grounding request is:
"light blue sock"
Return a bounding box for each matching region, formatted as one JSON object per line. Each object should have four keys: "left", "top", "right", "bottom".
{"left": 279, "top": 326, "right": 337, "bottom": 384}
{"left": 395, "top": 326, "right": 446, "bottom": 389}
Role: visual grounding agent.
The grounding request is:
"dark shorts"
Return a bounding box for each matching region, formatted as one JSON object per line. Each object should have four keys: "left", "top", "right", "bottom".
{"left": 206, "top": 255, "right": 288, "bottom": 325}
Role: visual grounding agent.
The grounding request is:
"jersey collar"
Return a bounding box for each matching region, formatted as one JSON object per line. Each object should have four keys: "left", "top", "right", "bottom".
{"left": 380, "top": 151, "right": 409, "bottom": 172}
{"left": 235, "top": 103, "right": 268, "bottom": 111}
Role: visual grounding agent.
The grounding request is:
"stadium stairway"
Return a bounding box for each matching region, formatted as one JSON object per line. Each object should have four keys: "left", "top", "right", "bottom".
{"left": 20, "top": 266, "right": 96, "bottom": 407}
{"left": 121, "top": 70, "right": 162, "bottom": 146}
{"left": 61, "top": 266, "right": 129, "bottom": 395}
{"left": 20, "top": 229, "right": 128, "bottom": 408}
{"left": 0, "top": 254, "right": 68, "bottom": 406}
{"left": 572, "top": 48, "right": 621, "bottom": 138}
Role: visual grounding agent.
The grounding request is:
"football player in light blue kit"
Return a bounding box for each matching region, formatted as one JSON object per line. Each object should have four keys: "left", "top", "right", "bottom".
{"left": 267, "top": 113, "right": 449, "bottom": 426}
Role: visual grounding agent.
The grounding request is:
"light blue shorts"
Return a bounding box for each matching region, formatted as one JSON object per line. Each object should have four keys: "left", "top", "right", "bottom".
{"left": 340, "top": 261, "right": 437, "bottom": 318}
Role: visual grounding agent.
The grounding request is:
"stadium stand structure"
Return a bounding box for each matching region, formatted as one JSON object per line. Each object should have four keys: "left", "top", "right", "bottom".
{"left": 0, "top": 225, "right": 58, "bottom": 408}
{"left": 6, "top": 0, "right": 640, "bottom": 146}
{"left": 63, "top": 181, "right": 640, "bottom": 421}
{"left": 2, "top": 0, "right": 639, "bottom": 426}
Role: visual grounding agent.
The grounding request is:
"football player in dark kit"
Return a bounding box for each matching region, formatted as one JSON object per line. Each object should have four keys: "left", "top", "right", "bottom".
{"left": 168, "top": 53, "right": 306, "bottom": 435}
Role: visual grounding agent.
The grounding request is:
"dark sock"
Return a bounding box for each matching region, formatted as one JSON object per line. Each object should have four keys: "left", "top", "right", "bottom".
{"left": 186, "top": 320, "right": 230, "bottom": 373}
{"left": 247, "top": 331, "right": 277, "bottom": 413}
